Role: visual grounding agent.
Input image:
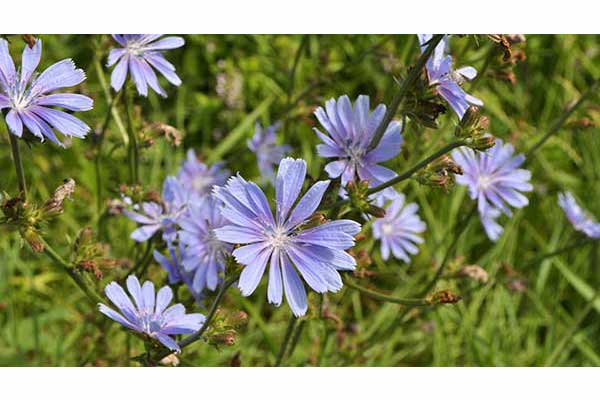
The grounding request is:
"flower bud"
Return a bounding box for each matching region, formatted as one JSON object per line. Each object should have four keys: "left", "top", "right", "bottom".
{"left": 208, "top": 330, "right": 237, "bottom": 346}
{"left": 468, "top": 135, "right": 496, "bottom": 151}
{"left": 427, "top": 290, "right": 462, "bottom": 305}
{"left": 457, "top": 264, "right": 489, "bottom": 283}
{"left": 21, "top": 226, "right": 44, "bottom": 253}
{"left": 159, "top": 353, "right": 180, "bottom": 367}
{"left": 225, "top": 311, "right": 248, "bottom": 330}
{"left": 41, "top": 179, "right": 75, "bottom": 218}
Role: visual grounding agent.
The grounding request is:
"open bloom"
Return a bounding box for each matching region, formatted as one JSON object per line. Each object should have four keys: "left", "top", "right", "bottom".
{"left": 123, "top": 176, "right": 189, "bottom": 243}
{"left": 314, "top": 95, "right": 402, "bottom": 199}
{"left": 452, "top": 139, "right": 533, "bottom": 240}
{"left": 214, "top": 158, "right": 361, "bottom": 317}
{"left": 247, "top": 122, "right": 291, "bottom": 184}
{"left": 153, "top": 244, "right": 204, "bottom": 304}
{"left": 107, "top": 35, "right": 184, "bottom": 97}
{"left": 372, "top": 193, "right": 426, "bottom": 262}
{"left": 418, "top": 34, "right": 483, "bottom": 118}
{"left": 0, "top": 39, "right": 92, "bottom": 146}
{"left": 98, "top": 275, "right": 204, "bottom": 352}
{"left": 178, "top": 196, "right": 232, "bottom": 292}
{"left": 558, "top": 191, "right": 600, "bottom": 238}
{"left": 177, "top": 149, "right": 230, "bottom": 199}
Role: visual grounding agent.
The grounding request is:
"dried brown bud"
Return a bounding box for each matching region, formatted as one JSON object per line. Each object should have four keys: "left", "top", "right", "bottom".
{"left": 21, "top": 227, "right": 44, "bottom": 253}
{"left": 159, "top": 354, "right": 180, "bottom": 367}
{"left": 427, "top": 290, "right": 462, "bottom": 305}
{"left": 208, "top": 331, "right": 236, "bottom": 346}
{"left": 22, "top": 34, "right": 37, "bottom": 48}
{"left": 225, "top": 311, "right": 248, "bottom": 330}
{"left": 144, "top": 122, "right": 184, "bottom": 147}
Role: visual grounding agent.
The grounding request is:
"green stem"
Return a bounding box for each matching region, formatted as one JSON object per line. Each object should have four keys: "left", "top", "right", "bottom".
{"left": 39, "top": 237, "right": 104, "bottom": 305}
{"left": 93, "top": 54, "right": 129, "bottom": 145}
{"left": 8, "top": 132, "right": 27, "bottom": 199}
{"left": 525, "top": 79, "right": 599, "bottom": 158}
{"left": 525, "top": 238, "right": 596, "bottom": 267}
{"left": 124, "top": 85, "right": 140, "bottom": 184}
{"left": 420, "top": 203, "right": 477, "bottom": 296}
{"left": 151, "top": 274, "right": 239, "bottom": 361}
{"left": 95, "top": 92, "right": 121, "bottom": 216}
{"left": 367, "top": 140, "right": 467, "bottom": 196}
{"left": 345, "top": 278, "right": 431, "bottom": 306}
{"left": 367, "top": 34, "right": 444, "bottom": 152}
{"left": 286, "top": 320, "right": 306, "bottom": 361}
{"left": 275, "top": 315, "right": 297, "bottom": 367}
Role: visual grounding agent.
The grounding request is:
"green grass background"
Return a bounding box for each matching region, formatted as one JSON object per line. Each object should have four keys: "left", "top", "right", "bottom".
{"left": 0, "top": 34, "right": 598, "bottom": 366}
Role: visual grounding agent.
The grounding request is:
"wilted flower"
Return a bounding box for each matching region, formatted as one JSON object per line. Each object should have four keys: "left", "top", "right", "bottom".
{"left": 177, "top": 149, "right": 230, "bottom": 199}
{"left": 452, "top": 139, "right": 533, "bottom": 241}
{"left": 418, "top": 34, "right": 483, "bottom": 118}
{"left": 558, "top": 191, "right": 600, "bottom": 238}
{"left": 98, "top": 275, "right": 204, "bottom": 352}
{"left": 214, "top": 158, "right": 362, "bottom": 317}
{"left": 179, "top": 196, "right": 232, "bottom": 292}
{"left": 372, "top": 193, "right": 426, "bottom": 262}
{"left": 107, "top": 35, "right": 184, "bottom": 97}
{"left": 0, "top": 39, "right": 92, "bottom": 146}
{"left": 123, "top": 176, "right": 188, "bottom": 243}
{"left": 314, "top": 95, "right": 402, "bottom": 199}
{"left": 247, "top": 122, "right": 291, "bottom": 184}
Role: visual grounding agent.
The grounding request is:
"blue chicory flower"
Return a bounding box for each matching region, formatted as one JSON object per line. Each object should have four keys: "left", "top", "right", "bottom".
{"left": 558, "top": 191, "right": 600, "bottom": 239}
{"left": 123, "top": 176, "right": 189, "bottom": 243}
{"left": 372, "top": 193, "right": 426, "bottom": 262}
{"left": 418, "top": 34, "right": 483, "bottom": 118}
{"left": 177, "top": 149, "right": 230, "bottom": 199}
{"left": 0, "top": 39, "right": 92, "bottom": 146}
{"left": 153, "top": 243, "right": 204, "bottom": 304}
{"left": 107, "top": 35, "right": 184, "bottom": 97}
{"left": 213, "top": 157, "right": 362, "bottom": 317}
{"left": 452, "top": 139, "right": 533, "bottom": 241}
{"left": 178, "top": 195, "right": 232, "bottom": 292}
{"left": 98, "top": 275, "right": 205, "bottom": 352}
{"left": 314, "top": 94, "right": 402, "bottom": 200}
{"left": 247, "top": 122, "right": 291, "bottom": 184}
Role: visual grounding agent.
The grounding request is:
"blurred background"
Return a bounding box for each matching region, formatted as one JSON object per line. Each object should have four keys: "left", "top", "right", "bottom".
{"left": 0, "top": 34, "right": 598, "bottom": 366}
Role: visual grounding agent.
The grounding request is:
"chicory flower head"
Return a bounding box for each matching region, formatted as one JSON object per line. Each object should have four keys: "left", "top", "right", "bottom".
{"left": 107, "top": 35, "right": 184, "bottom": 97}
{"left": 314, "top": 94, "right": 402, "bottom": 199}
{"left": 178, "top": 195, "right": 232, "bottom": 292}
{"left": 372, "top": 193, "right": 426, "bottom": 262}
{"left": 452, "top": 139, "right": 533, "bottom": 241}
{"left": 247, "top": 122, "right": 291, "bottom": 184}
{"left": 98, "top": 275, "right": 205, "bottom": 352}
{"left": 123, "top": 176, "right": 189, "bottom": 243}
{"left": 214, "top": 157, "right": 362, "bottom": 317}
{"left": 558, "top": 191, "right": 600, "bottom": 239}
{"left": 153, "top": 244, "right": 204, "bottom": 304}
{"left": 418, "top": 34, "right": 483, "bottom": 118}
{"left": 177, "top": 149, "right": 230, "bottom": 199}
{"left": 0, "top": 39, "right": 92, "bottom": 146}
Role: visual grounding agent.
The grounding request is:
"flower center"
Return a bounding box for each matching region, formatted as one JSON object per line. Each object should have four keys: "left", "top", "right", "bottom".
{"left": 477, "top": 175, "right": 493, "bottom": 191}
{"left": 381, "top": 222, "right": 394, "bottom": 236}
{"left": 267, "top": 226, "right": 290, "bottom": 249}
{"left": 126, "top": 42, "right": 146, "bottom": 57}
{"left": 192, "top": 174, "right": 213, "bottom": 194}
{"left": 347, "top": 145, "right": 365, "bottom": 166}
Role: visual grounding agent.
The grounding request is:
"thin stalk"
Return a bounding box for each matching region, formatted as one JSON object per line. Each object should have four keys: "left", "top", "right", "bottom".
{"left": 124, "top": 85, "right": 140, "bottom": 184}
{"left": 95, "top": 92, "right": 121, "bottom": 216}
{"left": 367, "top": 34, "right": 444, "bottom": 152}
{"left": 420, "top": 203, "right": 477, "bottom": 296}
{"left": 283, "top": 35, "right": 308, "bottom": 135}
{"left": 39, "top": 237, "right": 104, "bottom": 305}
{"left": 524, "top": 238, "right": 596, "bottom": 268}
{"left": 285, "top": 320, "right": 306, "bottom": 361}
{"left": 8, "top": 132, "right": 27, "bottom": 199}
{"left": 525, "top": 79, "right": 599, "bottom": 158}
{"left": 151, "top": 274, "right": 239, "bottom": 361}
{"left": 345, "top": 278, "right": 431, "bottom": 306}
{"left": 275, "top": 315, "right": 297, "bottom": 367}
{"left": 367, "top": 140, "right": 467, "bottom": 196}
{"left": 93, "top": 55, "right": 129, "bottom": 145}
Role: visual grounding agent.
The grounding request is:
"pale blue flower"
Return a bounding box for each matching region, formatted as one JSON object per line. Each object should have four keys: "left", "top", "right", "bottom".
{"left": 98, "top": 275, "right": 205, "bottom": 352}
{"left": 372, "top": 193, "right": 426, "bottom": 262}
{"left": 0, "top": 39, "right": 92, "bottom": 146}
{"left": 247, "top": 122, "right": 291, "bottom": 184}
{"left": 558, "top": 191, "right": 600, "bottom": 239}
{"left": 107, "top": 35, "right": 184, "bottom": 97}
{"left": 452, "top": 139, "right": 533, "bottom": 241}
{"left": 214, "top": 158, "right": 361, "bottom": 317}
{"left": 153, "top": 243, "right": 204, "bottom": 304}
{"left": 418, "top": 34, "right": 483, "bottom": 118}
{"left": 177, "top": 149, "right": 230, "bottom": 199}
